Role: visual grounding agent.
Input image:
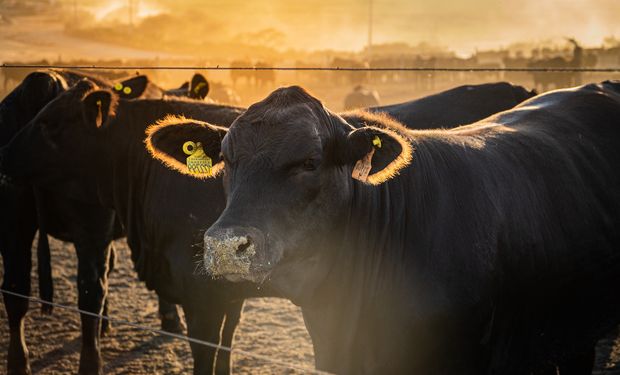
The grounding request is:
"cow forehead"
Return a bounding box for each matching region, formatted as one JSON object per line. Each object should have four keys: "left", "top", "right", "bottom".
{"left": 228, "top": 103, "right": 323, "bottom": 146}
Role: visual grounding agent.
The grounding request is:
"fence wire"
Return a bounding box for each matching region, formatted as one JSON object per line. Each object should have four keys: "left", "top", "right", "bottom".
{"left": 2, "top": 63, "right": 620, "bottom": 73}
{"left": 0, "top": 287, "right": 331, "bottom": 375}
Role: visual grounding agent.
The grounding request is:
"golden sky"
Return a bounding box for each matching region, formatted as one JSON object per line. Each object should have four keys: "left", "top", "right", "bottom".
{"left": 71, "top": 0, "right": 620, "bottom": 55}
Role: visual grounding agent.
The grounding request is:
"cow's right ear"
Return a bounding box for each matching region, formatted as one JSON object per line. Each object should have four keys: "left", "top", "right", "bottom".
{"left": 145, "top": 116, "right": 227, "bottom": 179}
{"left": 114, "top": 75, "right": 149, "bottom": 99}
{"left": 82, "top": 90, "right": 116, "bottom": 129}
{"left": 189, "top": 74, "right": 209, "bottom": 99}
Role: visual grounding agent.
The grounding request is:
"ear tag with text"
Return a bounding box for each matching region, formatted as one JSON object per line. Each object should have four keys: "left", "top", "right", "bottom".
{"left": 352, "top": 136, "right": 382, "bottom": 182}
{"left": 183, "top": 141, "right": 213, "bottom": 176}
{"left": 352, "top": 148, "right": 375, "bottom": 182}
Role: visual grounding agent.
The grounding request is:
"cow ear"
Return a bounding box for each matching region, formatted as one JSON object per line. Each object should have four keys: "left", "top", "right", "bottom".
{"left": 114, "top": 75, "right": 149, "bottom": 99}
{"left": 82, "top": 90, "right": 116, "bottom": 129}
{"left": 145, "top": 116, "right": 227, "bottom": 179}
{"left": 190, "top": 74, "right": 209, "bottom": 99}
{"left": 338, "top": 126, "right": 412, "bottom": 185}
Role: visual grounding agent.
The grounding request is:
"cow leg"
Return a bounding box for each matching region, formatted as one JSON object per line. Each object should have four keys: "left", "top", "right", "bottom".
{"left": 100, "top": 243, "right": 116, "bottom": 337}
{"left": 158, "top": 296, "right": 184, "bottom": 333}
{"left": 184, "top": 301, "right": 228, "bottom": 375}
{"left": 214, "top": 300, "right": 244, "bottom": 374}
{"left": 71, "top": 206, "right": 115, "bottom": 375}
{"left": 557, "top": 346, "right": 595, "bottom": 375}
{"left": 1, "top": 189, "right": 37, "bottom": 375}
{"left": 1, "top": 241, "right": 34, "bottom": 375}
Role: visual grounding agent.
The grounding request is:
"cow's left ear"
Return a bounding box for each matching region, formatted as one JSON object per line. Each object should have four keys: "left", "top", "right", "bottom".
{"left": 189, "top": 73, "right": 209, "bottom": 99}
{"left": 338, "top": 125, "right": 412, "bottom": 185}
{"left": 113, "top": 75, "right": 149, "bottom": 99}
{"left": 82, "top": 90, "right": 116, "bottom": 129}
{"left": 145, "top": 116, "right": 227, "bottom": 179}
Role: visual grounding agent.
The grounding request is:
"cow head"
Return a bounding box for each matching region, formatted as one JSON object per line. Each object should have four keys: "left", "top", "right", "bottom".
{"left": 112, "top": 75, "right": 150, "bottom": 99}
{"left": 166, "top": 73, "right": 210, "bottom": 100}
{"left": 0, "top": 79, "right": 121, "bottom": 185}
{"left": 147, "top": 86, "right": 412, "bottom": 299}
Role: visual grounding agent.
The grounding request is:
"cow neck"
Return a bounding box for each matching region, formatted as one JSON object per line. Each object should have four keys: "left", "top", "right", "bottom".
{"left": 302, "top": 133, "right": 491, "bottom": 372}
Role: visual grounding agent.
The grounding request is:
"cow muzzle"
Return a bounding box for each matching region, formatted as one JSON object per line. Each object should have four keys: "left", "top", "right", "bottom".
{"left": 203, "top": 226, "right": 272, "bottom": 283}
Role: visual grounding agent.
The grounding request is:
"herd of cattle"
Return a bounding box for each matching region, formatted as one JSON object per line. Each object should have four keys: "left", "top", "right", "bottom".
{"left": 0, "top": 69, "right": 619, "bottom": 375}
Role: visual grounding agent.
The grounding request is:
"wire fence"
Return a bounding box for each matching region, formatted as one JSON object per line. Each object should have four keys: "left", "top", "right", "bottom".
{"left": 0, "top": 60, "right": 618, "bottom": 374}
{"left": 2, "top": 63, "right": 620, "bottom": 73}
{"left": 0, "top": 287, "right": 331, "bottom": 374}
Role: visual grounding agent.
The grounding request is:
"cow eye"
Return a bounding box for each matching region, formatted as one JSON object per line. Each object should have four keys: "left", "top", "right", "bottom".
{"left": 302, "top": 158, "right": 317, "bottom": 171}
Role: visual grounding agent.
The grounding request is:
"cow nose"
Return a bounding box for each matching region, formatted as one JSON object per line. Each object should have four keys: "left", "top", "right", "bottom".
{"left": 236, "top": 235, "right": 253, "bottom": 256}
{"left": 203, "top": 228, "right": 260, "bottom": 278}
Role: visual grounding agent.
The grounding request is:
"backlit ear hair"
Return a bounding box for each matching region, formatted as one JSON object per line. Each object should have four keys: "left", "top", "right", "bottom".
{"left": 364, "top": 126, "right": 412, "bottom": 185}
{"left": 145, "top": 115, "right": 227, "bottom": 179}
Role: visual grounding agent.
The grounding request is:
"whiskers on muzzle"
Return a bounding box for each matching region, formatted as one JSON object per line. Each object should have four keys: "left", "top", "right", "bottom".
{"left": 191, "top": 227, "right": 213, "bottom": 278}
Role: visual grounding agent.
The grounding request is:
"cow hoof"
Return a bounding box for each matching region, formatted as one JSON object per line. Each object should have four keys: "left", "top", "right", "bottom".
{"left": 160, "top": 312, "right": 185, "bottom": 334}
{"left": 7, "top": 347, "right": 31, "bottom": 375}
{"left": 78, "top": 361, "right": 103, "bottom": 375}
{"left": 7, "top": 367, "right": 32, "bottom": 375}
{"left": 78, "top": 349, "right": 102, "bottom": 375}
{"left": 7, "top": 359, "right": 31, "bottom": 375}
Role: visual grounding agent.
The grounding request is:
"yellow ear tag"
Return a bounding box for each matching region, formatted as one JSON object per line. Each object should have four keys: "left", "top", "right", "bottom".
{"left": 194, "top": 82, "right": 206, "bottom": 94}
{"left": 373, "top": 136, "right": 382, "bottom": 148}
{"left": 114, "top": 83, "right": 123, "bottom": 91}
{"left": 123, "top": 86, "right": 132, "bottom": 95}
{"left": 96, "top": 100, "right": 102, "bottom": 107}
{"left": 183, "top": 141, "right": 212, "bottom": 176}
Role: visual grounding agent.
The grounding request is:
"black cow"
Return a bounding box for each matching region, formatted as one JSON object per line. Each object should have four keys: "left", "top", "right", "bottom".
{"left": 0, "top": 79, "right": 536, "bottom": 374}
{"left": 0, "top": 79, "right": 258, "bottom": 374}
{"left": 0, "top": 70, "right": 199, "bottom": 375}
{"left": 165, "top": 73, "right": 211, "bottom": 100}
{"left": 147, "top": 83, "right": 620, "bottom": 374}
{"left": 369, "top": 81, "right": 536, "bottom": 129}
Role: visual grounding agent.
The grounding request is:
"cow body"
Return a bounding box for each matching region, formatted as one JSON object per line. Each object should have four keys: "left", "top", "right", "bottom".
{"left": 0, "top": 70, "right": 194, "bottom": 375}
{"left": 370, "top": 81, "right": 536, "bottom": 129}
{"left": 0, "top": 81, "right": 260, "bottom": 374}
{"left": 195, "top": 82, "right": 620, "bottom": 374}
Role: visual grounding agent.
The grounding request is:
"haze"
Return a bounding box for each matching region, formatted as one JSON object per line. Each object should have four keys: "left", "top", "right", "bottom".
{"left": 76, "top": 0, "right": 620, "bottom": 55}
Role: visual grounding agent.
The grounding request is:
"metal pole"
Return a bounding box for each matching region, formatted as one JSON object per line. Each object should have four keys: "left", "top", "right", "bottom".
{"left": 367, "top": 0, "right": 373, "bottom": 60}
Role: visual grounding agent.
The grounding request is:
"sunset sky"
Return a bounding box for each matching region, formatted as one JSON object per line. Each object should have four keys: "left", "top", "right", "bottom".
{"left": 48, "top": 0, "right": 620, "bottom": 54}
{"left": 90, "top": 0, "right": 620, "bottom": 54}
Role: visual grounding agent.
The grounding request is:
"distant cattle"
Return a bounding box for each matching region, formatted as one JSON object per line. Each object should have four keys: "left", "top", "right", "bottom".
{"left": 148, "top": 82, "right": 620, "bottom": 374}
{"left": 0, "top": 71, "right": 203, "bottom": 375}
{"left": 164, "top": 73, "right": 210, "bottom": 100}
{"left": 343, "top": 85, "right": 381, "bottom": 110}
{"left": 1, "top": 79, "right": 537, "bottom": 374}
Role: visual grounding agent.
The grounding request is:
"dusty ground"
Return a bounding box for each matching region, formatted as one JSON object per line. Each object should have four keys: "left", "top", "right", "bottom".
{"left": 1, "top": 236, "right": 620, "bottom": 374}
{"left": 0, "top": 237, "right": 314, "bottom": 374}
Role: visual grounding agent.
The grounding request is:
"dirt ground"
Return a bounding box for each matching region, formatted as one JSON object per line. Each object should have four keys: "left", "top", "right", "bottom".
{"left": 1, "top": 236, "right": 620, "bottom": 374}
{"left": 0, "top": 237, "right": 314, "bottom": 374}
